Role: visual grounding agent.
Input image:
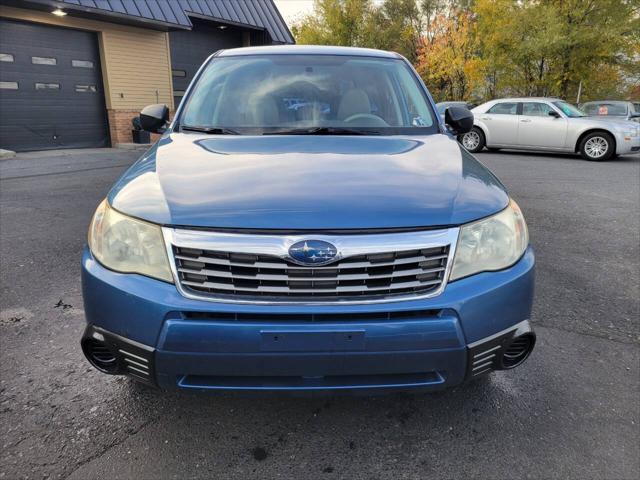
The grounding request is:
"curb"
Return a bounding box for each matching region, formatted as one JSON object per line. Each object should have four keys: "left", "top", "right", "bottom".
{"left": 0, "top": 149, "right": 16, "bottom": 159}
{"left": 115, "top": 143, "right": 151, "bottom": 150}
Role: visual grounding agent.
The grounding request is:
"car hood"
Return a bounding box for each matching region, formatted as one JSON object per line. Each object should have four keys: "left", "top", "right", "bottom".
{"left": 584, "top": 115, "right": 628, "bottom": 122}
{"left": 574, "top": 116, "right": 637, "bottom": 130}
{"left": 108, "top": 132, "right": 508, "bottom": 230}
{"left": 585, "top": 115, "right": 637, "bottom": 127}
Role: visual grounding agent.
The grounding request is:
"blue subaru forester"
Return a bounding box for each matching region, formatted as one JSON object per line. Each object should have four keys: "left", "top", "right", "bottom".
{"left": 81, "top": 46, "right": 535, "bottom": 393}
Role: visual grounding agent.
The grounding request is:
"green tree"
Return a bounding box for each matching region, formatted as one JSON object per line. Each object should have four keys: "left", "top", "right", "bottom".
{"left": 476, "top": 0, "right": 639, "bottom": 101}
{"left": 292, "top": 0, "right": 639, "bottom": 102}
{"left": 293, "top": 0, "right": 429, "bottom": 63}
{"left": 364, "top": 0, "right": 424, "bottom": 62}
{"left": 292, "top": 0, "right": 373, "bottom": 47}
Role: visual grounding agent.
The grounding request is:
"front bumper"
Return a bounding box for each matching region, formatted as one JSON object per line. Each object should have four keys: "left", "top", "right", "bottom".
{"left": 617, "top": 133, "right": 640, "bottom": 154}
{"left": 81, "top": 246, "right": 535, "bottom": 393}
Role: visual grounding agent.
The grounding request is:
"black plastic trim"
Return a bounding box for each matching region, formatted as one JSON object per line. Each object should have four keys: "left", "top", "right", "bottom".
{"left": 81, "top": 325, "right": 157, "bottom": 387}
{"left": 182, "top": 309, "right": 444, "bottom": 323}
{"left": 465, "top": 320, "right": 535, "bottom": 378}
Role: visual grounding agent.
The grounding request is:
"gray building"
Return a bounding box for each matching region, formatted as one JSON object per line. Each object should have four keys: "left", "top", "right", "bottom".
{"left": 0, "top": 0, "right": 294, "bottom": 151}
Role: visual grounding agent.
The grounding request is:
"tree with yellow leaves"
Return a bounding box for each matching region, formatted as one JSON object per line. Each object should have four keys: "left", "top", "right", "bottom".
{"left": 415, "top": 9, "right": 486, "bottom": 102}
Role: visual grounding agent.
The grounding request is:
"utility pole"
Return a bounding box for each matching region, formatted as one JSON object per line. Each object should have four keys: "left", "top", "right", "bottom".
{"left": 576, "top": 81, "right": 582, "bottom": 104}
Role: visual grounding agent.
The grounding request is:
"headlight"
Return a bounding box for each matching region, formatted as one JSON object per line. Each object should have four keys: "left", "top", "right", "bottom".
{"left": 88, "top": 200, "right": 173, "bottom": 283}
{"left": 450, "top": 199, "right": 528, "bottom": 281}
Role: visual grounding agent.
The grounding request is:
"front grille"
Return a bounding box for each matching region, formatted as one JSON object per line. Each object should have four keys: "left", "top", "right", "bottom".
{"left": 173, "top": 245, "right": 450, "bottom": 300}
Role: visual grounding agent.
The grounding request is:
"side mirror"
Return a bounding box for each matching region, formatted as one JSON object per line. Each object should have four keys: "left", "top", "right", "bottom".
{"left": 444, "top": 106, "right": 474, "bottom": 135}
{"left": 140, "top": 104, "right": 169, "bottom": 133}
{"left": 548, "top": 110, "right": 561, "bottom": 118}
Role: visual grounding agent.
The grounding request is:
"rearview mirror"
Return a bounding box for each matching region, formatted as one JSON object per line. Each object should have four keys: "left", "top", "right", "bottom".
{"left": 140, "top": 104, "right": 169, "bottom": 133}
{"left": 548, "top": 110, "right": 561, "bottom": 118}
{"left": 444, "top": 106, "right": 474, "bottom": 135}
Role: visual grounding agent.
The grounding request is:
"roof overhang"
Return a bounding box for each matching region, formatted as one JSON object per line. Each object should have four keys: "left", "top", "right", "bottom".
{"left": 186, "top": 12, "right": 264, "bottom": 32}
{"left": 0, "top": 0, "right": 294, "bottom": 42}
{"left": 0, "top": 0, "right": 190, "bottom": 31}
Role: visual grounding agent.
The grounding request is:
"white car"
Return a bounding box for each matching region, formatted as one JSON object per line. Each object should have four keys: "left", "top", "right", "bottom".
{"left": 459, "top": 97, "right": 640, "bottom": 161}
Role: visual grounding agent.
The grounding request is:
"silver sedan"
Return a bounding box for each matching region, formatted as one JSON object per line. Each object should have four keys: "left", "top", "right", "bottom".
{"left": 459, "top": 97, "right": 640, "bottom": 161}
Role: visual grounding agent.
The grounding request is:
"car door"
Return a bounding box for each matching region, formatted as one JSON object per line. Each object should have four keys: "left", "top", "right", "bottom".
{"left": 476, "top": 102, "right": 519, "bottom": 146}
{"left": 517, "top": 102, "right": 568, "bottom": 149}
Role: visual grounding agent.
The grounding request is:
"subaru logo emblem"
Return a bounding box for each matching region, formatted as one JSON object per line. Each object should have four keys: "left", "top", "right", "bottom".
{"left": 288, "top": 240, "right": 338, "bottom": 266}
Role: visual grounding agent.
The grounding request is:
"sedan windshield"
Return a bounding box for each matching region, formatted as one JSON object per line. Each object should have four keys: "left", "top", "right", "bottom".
{"left": 553, "top": 101, "right": 586, "bottom": 118}
{"left": 179, "top": 54, "right": 437, "bottom": 135}
{"left": 582, "top": 102, "right": 628, "bottom": 116}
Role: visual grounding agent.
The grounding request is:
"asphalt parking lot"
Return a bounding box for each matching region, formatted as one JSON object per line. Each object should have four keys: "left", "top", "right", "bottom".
{"left": 1, "top": 147, "right": 638, "bottom": 480}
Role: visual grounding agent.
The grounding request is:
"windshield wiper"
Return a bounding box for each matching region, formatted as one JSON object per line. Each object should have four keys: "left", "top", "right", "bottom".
{"left": 264, "top": 126, "right": 381, "bottom": 136}
{"left": 181, "top": 125, "right": 241, "bottom": 135}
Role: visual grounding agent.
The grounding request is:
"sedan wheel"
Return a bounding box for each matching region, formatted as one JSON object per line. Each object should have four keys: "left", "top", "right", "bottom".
{"left": 460, "top": 127, "right": 485, "bottom": 153}
{"left": 579, "top": 132, "right": 615, "bottom": 161}
{"left": 585, "top": 137, "right": 608, "bottom": 158}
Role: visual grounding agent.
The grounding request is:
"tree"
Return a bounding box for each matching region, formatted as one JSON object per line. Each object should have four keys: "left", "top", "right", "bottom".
{"left": 292, "top": 0, "right": 373, "bottom": 47}
{"left": 415, "top": 8, "right": 485, "bottom": 101}
{"left": 293, "top": 0, "right": 427, "bottom": 63}
{"left": 476, "top": 0, "right": 639, "bottom": 101}
{"left": 292, "top": 0, "right": 640, "bottom": 102}
{"left": 364, "top": 0, "right": 424, "bottom": 63}
{"left": 548, "top": 0, "right": 639, "bottom": 100}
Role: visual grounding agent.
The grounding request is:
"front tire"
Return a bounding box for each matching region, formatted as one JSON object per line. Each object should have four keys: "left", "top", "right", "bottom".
{"left": 579, "top": 132, "right": 615, "bottom": 161}
{"left": 460, "top": 127, "right": 485, "bottom": 153}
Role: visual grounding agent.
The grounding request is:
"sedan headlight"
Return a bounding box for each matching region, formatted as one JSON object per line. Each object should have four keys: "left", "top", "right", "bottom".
{"left": 450, "top": 200, "right": 528, "bottom": 281}
{"left": 88, "top": 200, "right": 173, "bottom": 283}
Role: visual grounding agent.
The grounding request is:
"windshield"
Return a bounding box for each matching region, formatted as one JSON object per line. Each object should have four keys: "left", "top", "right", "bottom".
{"left": 179, "top": 54, "right": 437, "bottom": 134}
{"left": 553, "top": 101, "right": 586, "bottom": 118}
{"left": 582, "top": 102, "right": 628, "bottom": 116}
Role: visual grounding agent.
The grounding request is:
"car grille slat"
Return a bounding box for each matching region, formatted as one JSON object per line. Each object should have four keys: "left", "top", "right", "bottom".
{"left": 174, "top": 252, "right": 448, "bottom": 270}
{"left": 172, "top": 244, "right": 451, "bottom": 300}
{"left": 176, "top": 265, "right": 445, "bottom": 282}
{"left": 182, "top": 277, "right": 442, "bottom": 294}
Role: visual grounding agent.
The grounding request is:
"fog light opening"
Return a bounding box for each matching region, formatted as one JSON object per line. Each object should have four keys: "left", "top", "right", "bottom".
{"left": 82, "top": 339, "right": 120, "bottom": 374}
{"left": 501, "top": 333, "right": 535, "bottom": 369}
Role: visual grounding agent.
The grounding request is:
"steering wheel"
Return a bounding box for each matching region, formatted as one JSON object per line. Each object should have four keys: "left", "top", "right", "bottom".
{"left": 343, "top": 113, "right": 389, "bottom": 127}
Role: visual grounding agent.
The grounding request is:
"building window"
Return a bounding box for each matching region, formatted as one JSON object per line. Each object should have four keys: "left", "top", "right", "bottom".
{"left": 0, "top": 81, "right": 18, "bottom": 90}
{"left": 172, "top": 70, "right": 186, "bottom": 77}
{"left": 35, "top": 82, "right": 60, "bottom": 90}
{"left": 72, "top": 60, "right": 94, "bottom": 68}
{"left": 75, "top": 84, "right": 96, "bottom": 93}
{"left": 0, "top": 53, "right": 14, "bottom": 62}
{"left": 32, "top": 56, "right": 57, "bottom": 65}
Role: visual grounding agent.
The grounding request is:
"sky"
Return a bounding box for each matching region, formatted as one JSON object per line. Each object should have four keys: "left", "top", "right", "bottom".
{"left": 274, "top": 0, "right": 315, "bottom": 27}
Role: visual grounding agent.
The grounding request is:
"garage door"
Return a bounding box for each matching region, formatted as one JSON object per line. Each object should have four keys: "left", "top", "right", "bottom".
{"left": 0, "top": 19, "right": 109, "bottom": 151}
{"left": 169, "top": 19, "right": 244, "bottom": 109}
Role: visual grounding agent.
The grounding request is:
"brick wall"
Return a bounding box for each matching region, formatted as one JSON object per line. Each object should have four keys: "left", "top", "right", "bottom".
{"left": 107, "top": 109, "right": 164, "bottom": 145}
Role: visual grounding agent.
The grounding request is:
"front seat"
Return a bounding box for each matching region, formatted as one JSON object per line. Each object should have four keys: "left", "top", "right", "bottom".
{"left": 337, "top": 89, "right": 371, "bottom": 120}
